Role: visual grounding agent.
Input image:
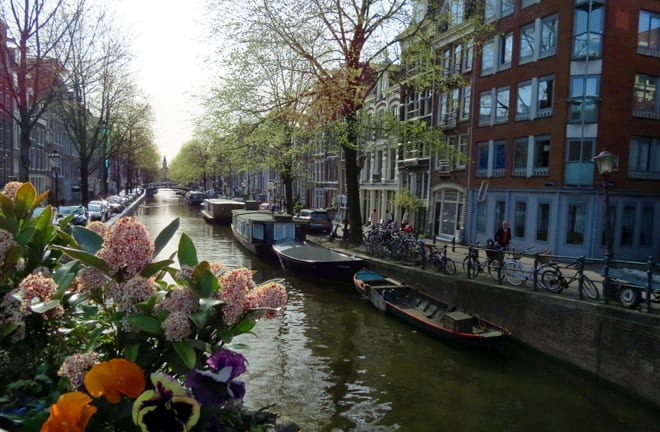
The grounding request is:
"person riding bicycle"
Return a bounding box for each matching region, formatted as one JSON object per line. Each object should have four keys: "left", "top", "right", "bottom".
{"left": 494, "top": 220, "right": 511, "bottom": 249}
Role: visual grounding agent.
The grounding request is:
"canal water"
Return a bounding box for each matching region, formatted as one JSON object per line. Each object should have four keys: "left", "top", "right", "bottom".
{"left": 135, "top": 190, "right": 660, "bottom": 432}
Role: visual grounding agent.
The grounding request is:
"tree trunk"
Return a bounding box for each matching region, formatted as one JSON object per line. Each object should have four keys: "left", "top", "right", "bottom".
{"left": 344, "top": 115, "right": 362, "bottom": 245}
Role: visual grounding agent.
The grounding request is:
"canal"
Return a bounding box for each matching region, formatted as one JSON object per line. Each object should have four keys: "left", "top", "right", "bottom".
{"left": 134, "top": 189, "right": 660, "bottom": 432}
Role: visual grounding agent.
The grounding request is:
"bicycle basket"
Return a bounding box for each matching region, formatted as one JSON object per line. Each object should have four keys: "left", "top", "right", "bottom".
{"left": 486, "top": 246, "right": 504, "bottom": 261}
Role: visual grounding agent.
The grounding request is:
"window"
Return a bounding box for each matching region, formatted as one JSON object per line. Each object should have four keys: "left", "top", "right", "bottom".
{"left": 629, "top": 136, "right": 660, "bottom": 180}
{"left": 514, "top": 201, "right": 526, "bottom": 238}
{"left": 477, "top": 142, "right": 489, "bottom": 173}
{"left": 520, "top": 14, "right": 559, "bottom": 64}
{"left": 633, "top": 74, "right": 660, "bottom": 118}
{"left": 494, "top": 200, "right": 506, "bottom": 236}
{"left": 638, "top": 10, "right": 660, "bottom": 56}
{"left": 453, "top": 45, "right": 462, "bottom": 73}
{"left": 477, "top": 140, "right": 506, "bottom": 177}
{"left": 485, "top": 0, "right": 514, "bottom": 21}
{"left": 513, "top": 136, "right": 549, "bottom": 177}
{"left": 456, "top": 135, "right": 469, "bottom": 169}
{"left": 573, "top": 2, "right": 604, "bottom": 59}
{"left": 500, "top": 0, "right": 514, "bottom": 17}
{"left": 540, "top": 15, "right": 558, "bottom": 58}
{"left": 565, "top": 138, "right": 595, "bottom": 186}
{"left": 479, "top": 91, "right": 492, "bottom": 126}
{"left": 621, "top": 206, "right": 635, "bottom": 246}
{"left": 537, "top": 202, "right": 549, "bottom": 242}
{"left": 534, "top": 136, "right": 550, "bottom": 175}
{"left": 514, "top": 138, "right": 528, "bottom": 176}
{"left": 522, "top": 0, "right": 540, "bottom": 8}
{"left": 476, "top": 202, "right": 487, "bottom": 234}
{"left": 485, "top": 0, "right": 497, "bottom": 22}
{"left": 640, "top": 207, "right": 653, "bottom": 245}
{"left": 495, "top": 87, "right": 510, "bottom": 124}
{"left": 516, "top": 81, "right": 532, "bottom": 120}
{"left": 481, "top": 40, "right": 495, "bottom": 75}
{"left": 449, "top": 0, "right": 464, "bottom": 25}
{"left": 494, "top": 141, "right": 506, "bottom": 175}
{"left": 460, "top": 85, "right": 471, "bottom": 120}
{"left": 499, "top": 32, "right": 513, "bottom": 69}
{"left": 537, "top": 76, "right": 554, "bottom": 116}
{"left": 463, "top": 42, "right": 474, "bottom": 71}
{"left": 569, "top": 75, "right": 600, "bottom": 123}
{"left": 566, "top": 202, "right": 586, "bottom": 245}
{"left": 520, "top": 23, "right": 535, "bottom": 63}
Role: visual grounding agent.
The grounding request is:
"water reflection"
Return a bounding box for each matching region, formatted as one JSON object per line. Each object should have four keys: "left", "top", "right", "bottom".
{"left": 135, "top": 190, "right": 660, "bottom": 432}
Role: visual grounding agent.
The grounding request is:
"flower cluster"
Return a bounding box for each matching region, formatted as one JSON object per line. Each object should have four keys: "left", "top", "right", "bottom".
{"left": 0, "top": 185, "right": 292, "bottom": 431}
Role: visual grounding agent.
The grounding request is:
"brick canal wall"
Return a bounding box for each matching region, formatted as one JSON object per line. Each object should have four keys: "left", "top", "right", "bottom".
{"left": 367, "top": 260, "right": 660, "bottom": 409}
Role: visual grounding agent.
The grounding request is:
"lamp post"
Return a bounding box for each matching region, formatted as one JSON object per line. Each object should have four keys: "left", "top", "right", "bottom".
{"left": 593, "top": 150, "right": 618, "bottom": 302}
{"left": 48, "top": 150, "right": 61, "bottom": 207}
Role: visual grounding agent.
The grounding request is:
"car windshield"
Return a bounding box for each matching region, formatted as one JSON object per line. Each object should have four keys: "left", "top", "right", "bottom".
{"left": 88, "top": 204, "right": 101, "bottom": 211}
{"left": 60, "top": 206, "right": 83, "bottom": 215}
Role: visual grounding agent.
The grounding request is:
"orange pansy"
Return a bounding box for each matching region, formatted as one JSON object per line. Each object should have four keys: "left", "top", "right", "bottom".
{"left": 40, "top": 391, "right": 97, "bottom": 432}
{"left": 84, "top": 358, "right": 146, "bottom": 403}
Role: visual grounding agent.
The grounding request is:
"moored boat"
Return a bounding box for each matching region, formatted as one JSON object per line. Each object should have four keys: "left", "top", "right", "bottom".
{"left": 272, "top": 242, "right": 365, "bottom": 281}
{"left": 231, "top": 209, "right": 306, "bottom": 257}
{"left": 353, "top": 269, "right": 511, "bottom": 349}
{"left": 184, "top": 191, "right": 206, "bottom": 205}
{"left": 200, "top": 198, "right": 246, "bottom": 224}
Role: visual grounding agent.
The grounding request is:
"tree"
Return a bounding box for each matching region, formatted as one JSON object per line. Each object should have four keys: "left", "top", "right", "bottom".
{"left": 209, "top": 0, "right": 419, "bottom": 244}
{"left": 56, "top": 3, "right": 134, "bottom": 204}
{"left": 0, "top": 0, "right": 85, "bottom": 181}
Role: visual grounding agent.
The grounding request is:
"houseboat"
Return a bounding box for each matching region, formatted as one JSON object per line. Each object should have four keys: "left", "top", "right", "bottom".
{"left": 230, "top": 209, "right": 305, "bottom": 257}
{"left": 200, "top": 198, "right": 245, "bottom": 224}
{"left": 184, "top": 191, "right": 206, "bottom": 205}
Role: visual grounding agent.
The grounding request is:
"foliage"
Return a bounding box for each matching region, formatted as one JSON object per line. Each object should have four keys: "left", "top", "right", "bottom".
{"left": 0, "top": 182, "right": 289, "bottom": 431}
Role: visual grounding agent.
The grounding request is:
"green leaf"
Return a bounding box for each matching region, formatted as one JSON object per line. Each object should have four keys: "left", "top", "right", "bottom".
{"left": 30, "top": 300, "right": 61, "bottom": 314}
{"left": 14, "top": 183, "right": 37, "bottom": 217}
{"left": 127, "top": 314, "right": 163, "bottom": 335}
{"left": 1, "top": 322, "right": 18, "bottom": 337}
{"left": 51, "top": 246, "right": 110, "bottom": 272}
{"left": 124, "top": 343, "right": 139, "bottom": 362}
{"left": 71, "top": 226, "right": 104, "bottom": 254}
{"left": 53, "top": 260, "right": 80, "bottom": 295}
{"left": 177, "top": 233, "right": 197, "bottom": 267}
{"left": 192, "top": 268, "right": 218, "bottom": 298}
{"left": 140, "top": 259, "right": 174, "bottom": 278}
{"left": 173, "top": 340, "right": 197, "bottom": 370}
{"left": 15, "top": 226, "right": 38, "bottom": 245}
{"left": 199, "top": 297, "right": 223, "bottom": 311}
{"left": 189, "top": 309, "right": 213, "bottom": 329}
{"left": 153, "top": 218, "right": 179, "bottom": 258}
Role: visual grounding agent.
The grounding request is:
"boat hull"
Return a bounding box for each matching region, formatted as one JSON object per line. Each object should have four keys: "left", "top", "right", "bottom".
{"left": 273, "top": 243, "right": 365, "bottom": 281}
{"left": 353, "top": 270, "right": 510, "bottom": 349}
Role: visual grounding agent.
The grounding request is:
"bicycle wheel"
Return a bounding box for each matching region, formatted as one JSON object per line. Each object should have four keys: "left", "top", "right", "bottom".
{"left": 443, "top": 258, "right": 456, "bottom": 275}
{"left": 487, "top": 259, "right": 502, "bottom": 281}
{"left": 463, "top": 257, "right": 478, "bottom": 278}
{"left": 503, "top": 262, "right": 525, "bottom": 286}
{"left": 540, "top": 268, "right": 564, "bottom": 293}
{"left": 580, "top": 277, "right": 599, "bottom": 300}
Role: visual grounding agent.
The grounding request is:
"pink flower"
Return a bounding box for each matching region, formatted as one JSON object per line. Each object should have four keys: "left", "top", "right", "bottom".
{"left": 97, "top": 217, "right": 154, "bottom": 277}
{"left": 216, "top": 269, "right": 255, "bottom": 325}
{"left": 76, "top": 267, "right": 109, "bottom": 296}
{"left": 2, "top": 181, "right": 23, "bottom": 200}
{"left": 162, "top": 311, "right": 194, "bottom": 341}
{"left": 106, "top": 276, "right": 156, "bottom": 314}
{"left": 86, "top": 221, "right": 108, "bottom": 237}
{"left": 156, "top": 287, "right": 199, "bottom": 314}
{"left": 16, "top": 272, "right": 62, "bottom": 317}
{"left": 0, "top": 229, "right": 15, "bottom": 266}
{"left": 0, "top": 292, "right": 25, "bottom": 341}
{"left": 247, "top": 281, "right": 288, "bottom": 318}
{"left": 58, "top": 352, "right": 101, "bottom": 390}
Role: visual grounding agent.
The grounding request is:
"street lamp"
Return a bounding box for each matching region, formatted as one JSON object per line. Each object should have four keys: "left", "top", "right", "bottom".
{"left": 48, "top": 150, "right": 61, "bottom": 207}
{"left": 593, "top": 150, "right": 618, "bottom": 302}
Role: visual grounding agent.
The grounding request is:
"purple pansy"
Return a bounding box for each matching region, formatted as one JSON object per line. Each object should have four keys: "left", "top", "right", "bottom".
{"left": 184, "top": 349, "right": 247, "bottom": 406}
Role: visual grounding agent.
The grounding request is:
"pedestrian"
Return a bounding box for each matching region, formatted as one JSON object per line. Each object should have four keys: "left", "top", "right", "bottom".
{"left": 384, "top": 209, "right": 394, "bottom": 227}
{"left": 369, "top": 209, "right": 378, "bottom": 226}
{"left": 494, "top": 220, "right": 511, "bottom": 248}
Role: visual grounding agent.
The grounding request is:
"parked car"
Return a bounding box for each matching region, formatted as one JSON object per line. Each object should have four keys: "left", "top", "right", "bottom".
{"left": 107, "top": 196, "right": 125, "bottom": 214}
{"left": 87, "top": 200, "right": 109, "bottom": 222}
{"left": 292, "top": 209, "right": 333, "bottom": 233}
{"left": 57, "top": 205, "right": 87, "bottom": 226}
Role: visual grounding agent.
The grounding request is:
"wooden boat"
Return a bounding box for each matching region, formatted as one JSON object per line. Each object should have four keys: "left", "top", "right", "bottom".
{"left": 272, "top": 242, "right": 365, "bottom": 281}
{"left": 200, "top": 198, "right": 245, "bottom": 224}
{"left": 353, "top": 269, "right": 511, "bottom": 348}
{"left": 231, "top": 209, "right": 306, "bottom": 256}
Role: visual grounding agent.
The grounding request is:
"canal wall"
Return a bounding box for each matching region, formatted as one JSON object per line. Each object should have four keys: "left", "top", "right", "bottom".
{"left": 366, "top": 260, "right": 660, "bottom": 409}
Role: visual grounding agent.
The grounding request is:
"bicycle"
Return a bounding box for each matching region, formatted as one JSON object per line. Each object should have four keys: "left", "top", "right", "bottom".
{"left": 427, "top": 244, "right": 456, "bottom": 275}
{"left": 539, "top": 258, "right": 600, "bottom": 300}
{"left": 501, "top": 245, "right": 552, "bottom": 287}
{"left": 462, "top": 243, "right": 503, "bottom": 280}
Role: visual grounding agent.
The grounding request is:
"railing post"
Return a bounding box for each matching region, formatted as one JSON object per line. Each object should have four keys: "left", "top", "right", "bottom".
{"left": 601, "top": 252, "right": 612, "bottom": 305}
{"left": 452, "top": 236, "right": 456, "bottom": 252}
{"left": 532, "top": 253, "right": 539, "bottom": 291}
{"left": 646, "top": 256, "right": 654, "bottom": 313}
{"left": 577, "top": 256, "right": 585, "bottom": 300}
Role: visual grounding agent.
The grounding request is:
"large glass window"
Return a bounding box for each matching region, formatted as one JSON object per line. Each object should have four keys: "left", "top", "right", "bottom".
{"left": 566, "top": 202, "right": 586, "bottom": 245}
{"left": 456, "top": 135, "right": 469, "bottom": 169}
{"left": 569, "top": 75, "right": 600, "bottom": 123}
{"left": 499, "top": 32, "right": 513, "bottom": 69}
{"left": 476, "top": 202, "right": 487, "bottom": 234}
{"left": 537, "top": 202, "right": 549, "bottom": 242}
{"left": 567, "top": 138, "right": 594, "bottom": 163}
{"left": 514, "top": 201, "right": 526, "bottom": 238}
{"left": 478, "top": 142, "right": 489, "bottom": 172}
{"left": 633, "top": 74, "right": 659, "bottom": 117}
{"left": 534, "top": 136, "right": 550, "bottom": 172}
{"left": 573, "top": 2, "right": 604, "bottom": 59}
{"left": 540, "top": 14, "right": 558, "bottom": 58}
{"left": 485, "top": 0, "right": 497, "bottom": 22}
{"left": 520, "top": 23, "right": 535, "bottom": 63}
{"left": 460, "top": 85, "right": 471, "bottom": 120}
{"left": 494, "top": 141, "right": 506, "bottom": 172}
{"left": 638, "top": 10, "right": 660, "bottom": 54}
{"left": 537, "top": 76, "right": 554, "bottom": 115}
{"left": 629, "top": 136, "right": 660, "bottom": 179}
{"left": 516, "top": 81, "right": 532, "bottom": 120}
{"left": 463, "top": 42, "right": 474, "bottom": 71}
{"left": 479, "top": 91, "right": 492, "bottom": 126}
{"left": 514, "top": 138, "right": 528, "bottom": 175}
{"left": 495, "top": 87, "right": 510, "bottom": 124}
{"left": 640, "top": 207, "right": 653, "bottom": 246}
{"left": 481, "top": 40, "right": 495, "bottom": 75}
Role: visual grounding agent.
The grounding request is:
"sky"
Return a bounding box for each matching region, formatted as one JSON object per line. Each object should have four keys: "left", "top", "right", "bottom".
{"left": 113, "top": 0, "right": 214, "bottom": 163}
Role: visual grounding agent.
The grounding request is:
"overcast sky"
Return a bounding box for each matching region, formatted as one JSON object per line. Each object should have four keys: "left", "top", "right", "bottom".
{"left": 114, "top": 0, "right": 213, "bottom": 163}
